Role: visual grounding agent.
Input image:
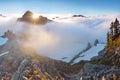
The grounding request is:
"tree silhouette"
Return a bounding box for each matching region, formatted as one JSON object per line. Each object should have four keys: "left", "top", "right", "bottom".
{"left": 113, "top": 18, "right": 119, "bottom": 38}
{"left": 107, "top": 32, "right": 109, "bottom": 45}
{"left": 106, "top": 18, "right": 120, "bottom": 47}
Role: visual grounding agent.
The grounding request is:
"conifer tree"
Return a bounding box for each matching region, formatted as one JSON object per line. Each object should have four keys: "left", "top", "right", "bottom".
{"left": 113, "top": 18, "right": 119, "bottom": 38}
{"left": 107, "top": 32, "right": 109, "bottom": 45}
{"left": 110, "top": 22, "right": 114, "bottom": 39}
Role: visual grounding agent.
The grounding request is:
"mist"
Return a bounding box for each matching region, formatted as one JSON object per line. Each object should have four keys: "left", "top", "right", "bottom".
{"left": 0, "top": 14, "right": 120, "bottom": 61}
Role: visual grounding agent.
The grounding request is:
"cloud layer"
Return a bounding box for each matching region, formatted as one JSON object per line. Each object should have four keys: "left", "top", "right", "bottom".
{"left": 0, "top": 14, "right": 120, "bottom": 62}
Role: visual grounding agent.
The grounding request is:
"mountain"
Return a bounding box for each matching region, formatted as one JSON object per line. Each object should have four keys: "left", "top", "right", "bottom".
{"left": 0, "top": 16, "right": 120, "bottom": 80}
{"left": 0, "top": 30, "right": 90, "bottom": 80}
{"left": 72, "top": 15, "right": 85, "bottom": 17}
{"left": 73, "top": 43, "right": 105, "bottom": 63}
{"left": 0, "top": 29, "right": 118, "bottom": 80}
{"left": 0, "top": 30, "right": 65, "bottom": 79}
{"left": 18, "top": 11, "right": 51, "bottom": 25}
{"left": 58, "top": 18, "right": 120, "bottom": 80}
{"left": 52, "top": 14, "right": 85, "bottom": 20}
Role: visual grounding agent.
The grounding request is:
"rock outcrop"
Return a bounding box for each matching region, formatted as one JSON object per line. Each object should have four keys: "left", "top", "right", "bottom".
{"left": 18, "top": 11, "right": 51, "bottom": 25}
{"left": 72, "top": 15, "right": 85, "bottom": 17}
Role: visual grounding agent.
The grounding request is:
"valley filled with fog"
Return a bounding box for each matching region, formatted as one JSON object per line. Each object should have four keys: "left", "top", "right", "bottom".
{"left": 0, "top": 14, "right": 120, "bottom": 62}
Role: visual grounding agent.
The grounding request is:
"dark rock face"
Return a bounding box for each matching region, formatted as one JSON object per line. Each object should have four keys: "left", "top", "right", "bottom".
{"left": 83, "top": 63, "right": 106, "bottom": 74}
{"left": 18, "top": 10, "right": 51, "bottom": 25}
{"left": 18, "top": 11, "right": 33, "bottom": 23}
{"left": 0, "top": 14, "right": 6, "bottom": 17}
{"left": 94, "top": 39, "right": 99, "bottom": 46}
{"left": 72, "top": 15, "right": 85, "bottom": 17}
{"left": 98, "top": 47, "right": 120, "bottom": 66}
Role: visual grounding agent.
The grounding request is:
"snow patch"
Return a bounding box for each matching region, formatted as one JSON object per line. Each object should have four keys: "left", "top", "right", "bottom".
{"left": 0, "top": 51, "right": 9, "bottom": 57}
{"left": 74, "top": 44, "right": 105, "bottom": 63}
{"left": 0, "top": 37, "right": 8, "bottom": 45}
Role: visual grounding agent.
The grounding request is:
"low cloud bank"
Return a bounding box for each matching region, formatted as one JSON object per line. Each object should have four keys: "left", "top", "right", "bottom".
{"left": 0, "top": 14, "right": 120, "bottom": 61}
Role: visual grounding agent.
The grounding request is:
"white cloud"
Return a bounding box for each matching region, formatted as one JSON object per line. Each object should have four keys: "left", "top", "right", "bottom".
{"left": 0, "top": 14, "right": 120, "bottom": 62}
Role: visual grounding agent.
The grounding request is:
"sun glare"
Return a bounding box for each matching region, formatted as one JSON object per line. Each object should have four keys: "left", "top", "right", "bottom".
{"left": 32, "top": 14, "right": 39, "bottom": 19}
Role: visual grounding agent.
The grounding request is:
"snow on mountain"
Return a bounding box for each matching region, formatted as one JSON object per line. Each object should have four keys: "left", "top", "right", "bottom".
{"left": 49, "top": 43, "right": 86, "bottom": 62}
{"left": 0, "top": 51, "right": 9, "bottom": 57}
{"left": 74, "top": 43, "right": 105, "bottom": 63}
{"left": 0, "top": 37, "right": 8, "bottom": 45}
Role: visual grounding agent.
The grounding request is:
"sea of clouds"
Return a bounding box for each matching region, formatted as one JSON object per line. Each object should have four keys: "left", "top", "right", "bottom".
{"left": 0, "top": 14, "right": 120, "bottom": 61}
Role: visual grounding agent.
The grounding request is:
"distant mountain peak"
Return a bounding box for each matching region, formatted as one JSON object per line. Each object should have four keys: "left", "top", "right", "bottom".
{"left": 0, "top": 14, "right": 6, "bottom": 17}
{"left": 18, "top": 10, "right": 52, "bottom": 25}
{"left": 72, "top": 14, "right": 86, "bottom": 17}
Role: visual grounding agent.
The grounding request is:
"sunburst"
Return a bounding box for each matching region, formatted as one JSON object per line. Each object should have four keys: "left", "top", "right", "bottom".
{"left": 32, "top": 14, "right": 39, "bottom": 19}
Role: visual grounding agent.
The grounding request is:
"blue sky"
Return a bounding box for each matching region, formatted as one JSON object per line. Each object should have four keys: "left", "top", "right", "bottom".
{"left": 0, "top": 0, "right": 120, "bottom": 15}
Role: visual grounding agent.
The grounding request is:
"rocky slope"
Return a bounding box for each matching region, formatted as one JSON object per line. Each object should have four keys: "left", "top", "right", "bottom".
{"left": 91, "top": 19, "right": 120, "bottom": 66}
{"left": 0, "top": 30, "right": 85, "bottom": 80}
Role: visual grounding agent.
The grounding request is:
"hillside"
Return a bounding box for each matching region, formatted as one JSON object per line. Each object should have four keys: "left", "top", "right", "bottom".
{"left": 102, "top": 18, "right": 120, "bottom": 66}
{"left": 91, "top": 18, "right": 120, "bottom": 66}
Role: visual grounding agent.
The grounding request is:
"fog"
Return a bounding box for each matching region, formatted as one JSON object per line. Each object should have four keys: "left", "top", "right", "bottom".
{"left": 0, "top": 14, "right": 120, "bottom": 61}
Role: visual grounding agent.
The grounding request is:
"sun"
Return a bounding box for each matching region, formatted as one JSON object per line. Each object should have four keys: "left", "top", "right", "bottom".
{"left": 32, "top": 14, "right": 39, "bottom": 19}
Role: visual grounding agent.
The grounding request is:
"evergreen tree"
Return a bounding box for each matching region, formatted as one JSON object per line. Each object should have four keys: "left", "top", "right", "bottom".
{"left": 113, "top": 18, "right": 119, "bottom": 38}
{"left": 107, "top": 32, "right": 109, "bottom": 45}
{"left": 106, "top": 18, "right": 120, "bottom": 47}
{"left": 110, "top": 22, "right": 114, "bottom": 39}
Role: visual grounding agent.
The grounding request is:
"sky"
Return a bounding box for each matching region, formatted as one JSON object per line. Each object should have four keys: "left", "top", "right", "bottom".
{"left": 0, "top": 0, "right": 120, "bottom": 16}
